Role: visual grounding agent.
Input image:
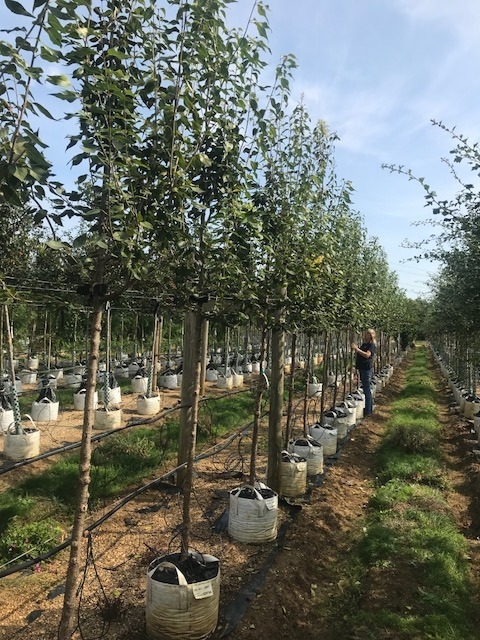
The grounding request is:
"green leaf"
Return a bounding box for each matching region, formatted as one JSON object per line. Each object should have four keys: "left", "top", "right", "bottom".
{"left": 5, "top": 0, "right": 32, "bottom": 17}
{"left": 40, "top": 45, "right": 61, "bottom": 63}
{"left": 34, "top": 102, "right": 55, "bottom": 120}
{"left": 46, "top": 239, "right": 69, "bottom": 251}
{"left": 50, "top": 90, "right": 77, "bottom": 102}
{"left": 197, "top": 153, "right": 212, "bottom": 167}
{"left": 12, "top": 165, "right": 29, "bottom": 181}
{"left": 106, "top": 48, "right": 129, "bottom": 60}
{"left": 113, "top": 231, "right": 133, "bottom": 242}
{"left": 73, "top": 233, "right": 88, "bottom": 248}
{"left": 46, "top": 74, "right": 71, "bottom": 87}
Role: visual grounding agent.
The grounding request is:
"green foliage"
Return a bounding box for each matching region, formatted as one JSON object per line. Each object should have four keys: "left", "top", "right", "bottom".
{"left": 369, "top": 480, "right": 448, "bottom": 512}
{"left": 343, "top": 609, "right": 473, "bottom": 640}
{"left": 89, "top": 427, "right": 175, "bottom": 502}
{"left": 0, "top": 492, "right": 36, "bottom": 535}
{"left": 19, "top": 456, "right": 82, "bottom": 506}
{"left": 17, "top": 427, "right": 171, "bottom": 506}
{"left": 384, "top": 121, "right": 480, "bottom": 341}
{"left": 0, "top": 518, "right": 63, "bottom": 564}
{"left": 198, "top": 392, "right": 253, "bottom": 438}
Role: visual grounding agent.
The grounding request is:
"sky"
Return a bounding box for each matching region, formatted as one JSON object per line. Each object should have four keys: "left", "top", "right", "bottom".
{"left": 226, "top": 0, "right": 480, "bottom": 298}
{"left": 2, "top": 0, "right": 480, "bottom": 299}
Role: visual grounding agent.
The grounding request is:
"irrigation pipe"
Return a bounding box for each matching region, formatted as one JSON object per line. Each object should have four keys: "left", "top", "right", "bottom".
{"left": 0, "top": 386, "right": 254, "bottom": 477}
{"left": 0, "top": 411, "right": 268, "bottom": 579}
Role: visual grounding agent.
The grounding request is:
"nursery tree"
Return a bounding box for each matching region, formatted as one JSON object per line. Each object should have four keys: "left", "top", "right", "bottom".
{"left": 14, "top": 1, "right": 169, "bottom": 635}
{"left": 384, "top": 120, "right": 480, "bottom": 377}
{"left": 139, "top": 0, "right": 278, "bottom": 555}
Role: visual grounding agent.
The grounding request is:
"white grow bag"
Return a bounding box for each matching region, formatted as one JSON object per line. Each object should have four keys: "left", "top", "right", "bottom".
{"left": 65, "top": 373, "right": 82, "bottom": 389}
{"left": 31, "top": 397, "right": 59, "bottom": 422}
{"left": 160, "top": 372, "right": 178, "bottom": 389}
{"left": 279, "top": 451, "right": 307, "bottom": 498}
{"left": 205, "top": 368, "right": 218, "bottom": 382}
{"left": 4, "top": 416, "right": 40, "bottom": 460}
{"left": 137, "top": 394, "right": 161, "bottom": 415}
{"left": 309, "top": 424, "right": 338, "bottom": 457}
{"left": 228, "top": 484, "right": 278, "bottom": 544}
{"left": 216, "top": 373, "right": 233, "bottom": 390}
{"left": 73, "top": 389, "right": 98, "bottom": 411}
{"left": 0, "top": 408, "right": 14, "bottom": 434}
{"left": 132, "top": 375, "right": 149, "bottom": 395}
{"left": 94, "top": 408, "right": 122, "bottom": 430}
{"left": 146, "top": 552, "right": 220, "bottom": 640}
{"left": 288, "top": 436, "right": 323, "bottom": 475}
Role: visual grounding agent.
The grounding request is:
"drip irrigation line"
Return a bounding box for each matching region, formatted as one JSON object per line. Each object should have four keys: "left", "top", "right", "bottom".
{"left": 86, "top": 413, "right": 267, "bottom": 535}
{"left": 0, "top": 404, "right": 181, "bottom": 477}
{"left": 0, "top": 412, "right": 268, "bottom": 579}
{"left": 0, "top": 386, "right": 255, "bottom": 477}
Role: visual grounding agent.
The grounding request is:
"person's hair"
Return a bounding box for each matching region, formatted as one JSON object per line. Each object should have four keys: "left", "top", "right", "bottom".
{"left": 365, "top": 328, "right": 376, "bottom": 344}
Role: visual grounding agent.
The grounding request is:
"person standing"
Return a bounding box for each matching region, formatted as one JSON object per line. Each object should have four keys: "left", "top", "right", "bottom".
{"left": 351, "top": 329, "right": 376, "bottom": 417}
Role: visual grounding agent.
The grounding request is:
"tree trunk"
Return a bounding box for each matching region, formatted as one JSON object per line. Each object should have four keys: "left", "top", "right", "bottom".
{"left": 267, "top": 297, "right": 286, "bottom": 493}
{"left": 284, "top": 332, "right": 297, "bottom": 448}
{"left": 249, "top": 326, "right": 267, "bottom": 485}
{"left": 4, "top": 305, "right": 22, "bottom": 433}
{"left": 320, "top": 330, "right": 330, "bottom": 418}
{"left": 199, "top": 317, "right": 209, "bottom": 397}
{"left": 58, "top": 297, "right": 103, "bottom": 639}
{"left": 176, "top": 308, "right": 203, "bottom": 558}
{"left": 302, "top": 334, "right": 311, "bottom": 436}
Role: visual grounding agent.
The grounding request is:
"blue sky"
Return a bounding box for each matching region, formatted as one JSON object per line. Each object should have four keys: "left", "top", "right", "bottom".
{"left": 3, "top": 0, "right": 479, "bottom": 298}
{"left": 226, "top": 0, "right": 480, "bottom": 298}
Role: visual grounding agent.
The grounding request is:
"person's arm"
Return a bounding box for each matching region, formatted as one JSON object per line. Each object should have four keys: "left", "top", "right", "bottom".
{"left": 351, "top": 343, "right": 371, "bottom": 359}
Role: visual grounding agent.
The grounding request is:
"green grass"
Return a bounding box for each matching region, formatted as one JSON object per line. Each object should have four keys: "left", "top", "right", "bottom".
{"left": 319, "top": 345, "right": 479, "bottom": 640}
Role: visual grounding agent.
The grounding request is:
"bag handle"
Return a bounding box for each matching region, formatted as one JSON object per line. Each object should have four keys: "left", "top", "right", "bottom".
{"left": 232, "top": 484, "right": 264, "bottom": 501}
{"left": 23, "top": 414, "right": 36, "bottom": 428}
{"left": 154, "top": 561, "right": 188, "bottom": 587}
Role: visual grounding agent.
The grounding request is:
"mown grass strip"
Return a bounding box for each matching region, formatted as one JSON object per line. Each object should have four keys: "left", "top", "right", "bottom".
{"left": 323, "top": 346, "right": 478, "bottom": 640}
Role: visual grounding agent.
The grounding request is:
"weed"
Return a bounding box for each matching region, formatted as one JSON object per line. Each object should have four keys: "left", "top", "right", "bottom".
{"left": 0, "top": 518, "right": 63, "bottom": 565}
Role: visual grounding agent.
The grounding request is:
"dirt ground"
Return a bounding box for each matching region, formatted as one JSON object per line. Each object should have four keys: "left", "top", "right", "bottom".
{"left": 1, "top": 352, "right": 480, "bottom": 640}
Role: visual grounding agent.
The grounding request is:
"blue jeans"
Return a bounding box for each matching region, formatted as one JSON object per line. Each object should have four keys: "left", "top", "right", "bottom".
{"left": 359, "top": 368, "right": 373, "bottom": 415}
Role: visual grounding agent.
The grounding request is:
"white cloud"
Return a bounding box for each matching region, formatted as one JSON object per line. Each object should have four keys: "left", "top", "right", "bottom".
{"left": 295, "top": 74, "right": 412, "bottom": 157}
{"left": 394, "top": 0, "right": 480, "bottom": 44}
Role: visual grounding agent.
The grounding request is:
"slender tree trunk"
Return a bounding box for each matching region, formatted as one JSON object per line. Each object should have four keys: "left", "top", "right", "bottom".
{"left": 177, "top": 308, "right": 202, "bottom": 558}
{"left": 320, "top": 330, "right": 330, "bottom": 418}
{"left": 249, "top": 326, "right": 267, "bottom": 485}
{"left": 149, "top": 313, "right": 160, "bottom": 398}
{"left": 176, "top": 309, "right": 201, "bottom": 488}
{"left": 4, "top": 305, "right": 21, "bottom": 433}
{"left": 302, "top": 335, "right": 312, "bottom": 436}
{"left": 267, "top": 288, "right": 286, "bottom": 493}
{"left": 72, "top": 315, "right": 78, "bottom": 367}
{"left": 199, "top": 317, "right": 209, "bottom": 397}
{"left": 43, "top": 310, "right": 48, "bottom": 366}
{"left": 58, "top": 297, "right": 103, "bottom": 640}
{"left": 30, "top": 316, "right": 36, "bottom": 359}
{"left": 284, "top": 332, "right": 297, "bottom": 448}
{"left": 332, "top": 330, "right": 340, "bottom": 406}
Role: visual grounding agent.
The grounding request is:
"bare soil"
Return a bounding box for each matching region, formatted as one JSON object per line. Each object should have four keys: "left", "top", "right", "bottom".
{"left": 1, "top": 352, "right": 480, "bottom": 640}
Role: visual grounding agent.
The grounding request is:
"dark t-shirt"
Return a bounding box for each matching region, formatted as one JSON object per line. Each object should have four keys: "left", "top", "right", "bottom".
{"left": 356, "top": 341, "right": 375, "bottom": 370}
